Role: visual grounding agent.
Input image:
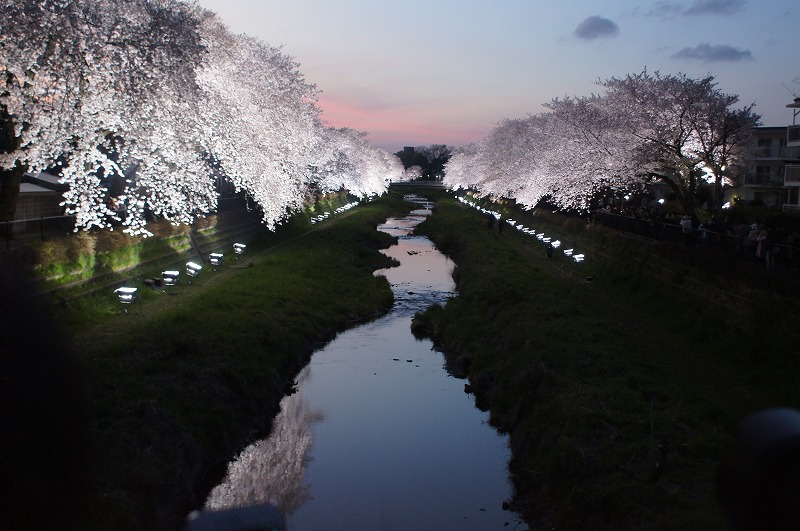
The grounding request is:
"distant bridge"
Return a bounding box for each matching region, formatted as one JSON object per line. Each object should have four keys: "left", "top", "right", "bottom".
{"left": 389, "top": 180, "right": 447, "bottom": 189}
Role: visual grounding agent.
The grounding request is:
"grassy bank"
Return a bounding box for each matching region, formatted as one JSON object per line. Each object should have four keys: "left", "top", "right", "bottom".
{"left": 412, "top": 197, "right": 799, "bottom": 529}
{"left": 3, "top": 192, "right": 412, "bottom": 531}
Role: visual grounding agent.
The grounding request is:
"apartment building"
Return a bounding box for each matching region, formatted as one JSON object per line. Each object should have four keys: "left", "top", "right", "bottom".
{"left": 734, "top": 98, "right": 800, "bottom": 212}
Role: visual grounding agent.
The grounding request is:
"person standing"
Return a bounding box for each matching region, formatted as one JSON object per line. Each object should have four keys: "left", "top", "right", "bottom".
{"left": 756, "top": 228, "right": 768, "bottom": 262}
{"left": 680, "top": 215, "right": 693, "bottom": 247}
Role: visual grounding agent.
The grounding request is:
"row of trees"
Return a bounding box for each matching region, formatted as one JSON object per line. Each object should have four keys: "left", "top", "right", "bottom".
{"left": 0, "top": 0, "right": 403, "bottom": 235}
{"left": 444, "top": 70, "right": 761, "bottom": 216}
{"left": 395, "top": 144, "right": 453, "bottom": 180}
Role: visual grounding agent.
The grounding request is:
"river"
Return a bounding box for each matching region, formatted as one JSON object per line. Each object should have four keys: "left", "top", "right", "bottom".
{"left": 203, "top": 200, "right": 522, "bottom": 530}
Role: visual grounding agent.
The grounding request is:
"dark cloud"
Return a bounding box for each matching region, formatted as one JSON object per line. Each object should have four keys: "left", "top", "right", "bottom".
{"left": 574, "top": 16, "right": 620, "bottom": 40}
{"left": 646, "top": 1, "right": 685, "bottom": 17}
{"left": 641, "top": 0, "right": 746, "bottom": 18}
{"left": 671, "top": 43, "right": 754, "bottom": 62}
{"left": 684, "top": 0, "right": 746, "bottom": 15}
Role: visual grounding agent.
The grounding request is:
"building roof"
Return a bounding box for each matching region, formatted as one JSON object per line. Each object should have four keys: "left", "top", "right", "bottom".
{"left": 20, "top": 182, "right": 56, "bottom": 194}
{"left": 24, "top": 171, "right": 61, "bottom": 185}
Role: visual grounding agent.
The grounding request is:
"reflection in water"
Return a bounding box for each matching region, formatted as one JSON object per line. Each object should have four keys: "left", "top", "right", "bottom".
{"left": 205, "top": 200, "right": 522, "bottom": 529}
{"left": 205, "top": 368, "right": 321, "bottom": 514}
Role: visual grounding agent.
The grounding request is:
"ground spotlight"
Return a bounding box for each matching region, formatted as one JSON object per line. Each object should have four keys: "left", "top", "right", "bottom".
{"left": 114, "top": 287, "right": 138, "bottom": 313}
{"left": 233, "top": 243, "right": 246, "bottom": 255}
{"left": 186, "top": 261, "right": 202, "bottom": 278}
{"left": 209, "top": 253, "right": 224, "bottom": 267}
{"left": 162, "top": 270, "right": 179, "bottom": 286}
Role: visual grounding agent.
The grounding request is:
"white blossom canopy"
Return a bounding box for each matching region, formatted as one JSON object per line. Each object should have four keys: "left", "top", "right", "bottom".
{"left": 1, "top": 1, "right": 395, "bottom": 234}
{"left": 444, "top": 70, "right": 759, "bottom": 215}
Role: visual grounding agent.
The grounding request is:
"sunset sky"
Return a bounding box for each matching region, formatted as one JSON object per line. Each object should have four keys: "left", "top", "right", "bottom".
{"left": 196, "top": 0, "right": 799, "bottom": 153}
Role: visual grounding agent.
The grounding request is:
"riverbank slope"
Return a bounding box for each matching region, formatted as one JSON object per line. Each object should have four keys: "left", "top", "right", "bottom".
{"left": 2, "top": 193, "right": 411, "bottom": 531}
{"left": 412, "top": 197, "right": 798, "bottom": 529}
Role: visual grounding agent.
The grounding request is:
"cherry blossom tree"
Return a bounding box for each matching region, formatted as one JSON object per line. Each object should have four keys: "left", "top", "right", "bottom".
{"left": 0, "top": 0, "right": 213, "bottom": 233}
{"left": 403, "top": 165, "right": 423, "bottom": 181}
{"left": 2, "top": 2, "right": 395, "bottom": 235}
{"left": 311, "top": 127, "right": 402, "bottom": 198}
{"left": 598, "top": 70, "right": 760, "bottom": 214}
{"left": 195, "top": 12, "right": 324, "bottom": 229}
{"left": 445, "top": 70, "right": 760, "bottom": 216}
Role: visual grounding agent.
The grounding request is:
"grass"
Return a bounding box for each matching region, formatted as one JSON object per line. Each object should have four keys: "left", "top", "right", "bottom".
{"left": 4, "top": 191, "right": 412, "bottom": 531}
{"left": 412, "top": 196, "right": 799, "bottom": 529}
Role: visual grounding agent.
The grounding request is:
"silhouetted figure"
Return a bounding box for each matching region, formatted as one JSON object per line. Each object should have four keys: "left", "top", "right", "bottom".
{"left": 498, "top": 217, "right": 504, "bottom": 234}
{"left": 0, "top": 256, "right": 89, "bottom": 531}
{"left": 717, "top": 408, "right": 800, "bottom": 530}
{"left": 486, "top": 214, "right": 495, "bottom": 230}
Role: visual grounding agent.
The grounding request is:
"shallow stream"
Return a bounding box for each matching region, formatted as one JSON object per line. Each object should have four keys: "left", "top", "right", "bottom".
{"left": 204, "top": 202, "right": 522, "bottom": 529}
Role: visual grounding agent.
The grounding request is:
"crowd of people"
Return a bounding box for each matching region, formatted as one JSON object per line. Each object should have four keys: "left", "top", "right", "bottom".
{"left": 592, "top": 205, "right": 800, "bottom": 270}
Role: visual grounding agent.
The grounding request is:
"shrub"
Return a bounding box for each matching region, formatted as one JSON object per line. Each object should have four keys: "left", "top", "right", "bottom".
{"left": 192, "top": 215, "right": 218, "bottom": 232}
{"left": 149, "top": 219, "right": 191, "bottom": 238}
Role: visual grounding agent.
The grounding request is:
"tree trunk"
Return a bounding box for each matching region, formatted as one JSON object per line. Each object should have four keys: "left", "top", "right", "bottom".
{"left": 657, "top": 174, "right": 696, "bottom": 215}
{"left": 0, "top": 110, "right": 25, "bottom": 235}
{"left": 0, "top": 162, "right": 25, "bottom": 222}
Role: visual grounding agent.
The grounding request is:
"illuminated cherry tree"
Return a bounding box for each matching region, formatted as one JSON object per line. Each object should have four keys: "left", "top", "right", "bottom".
{"left": 597, "top": 70, "right": 760, "bottom": 213}
{"left": 195, "top": 13, "right": 325, "bottom": 228}
{"left": 0, "top": 0, "right": 216, "bottom": 234}
{"left": 1, "top": 1, "right": 394, "bottom": 235}
{"left": 0, "top": 0, "right": 211, "bottom": 232}
{"left": 445, "top": 70, "right": 760, "bottom": 215}
{"left": 312, "top": 127, "right": 402, "bottom": 197}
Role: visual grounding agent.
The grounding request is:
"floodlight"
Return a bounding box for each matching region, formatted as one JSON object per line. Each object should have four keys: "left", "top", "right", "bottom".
{"left": 233, "top": 243, "right": 246, "bottom": 255}
{"left": 162, "top": 270, "right": 179, "bottom": 286}
{"left": 186, "top": 261, "right": 202, "bottom": 277}
{"left": 115, "top": 286, "right": 138, "bottom": 303}
{"left": 114, "top": 287, "right": 138, "bottom": 313}
{"left": 209, "top": 253, "right": 223, "bottom": 266}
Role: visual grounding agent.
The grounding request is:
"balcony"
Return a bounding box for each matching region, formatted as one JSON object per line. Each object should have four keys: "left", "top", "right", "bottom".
{"left": 743, "top": 173, "right": 783, "bottom": 186}
{"left": 789, "top": 125, "right": 800, "bottom": 147}
{"left": 786, "top": 165, "right": 800, "bottom": 185}
{"left": 780, "top": 145, "right": 800, "bottom": 160}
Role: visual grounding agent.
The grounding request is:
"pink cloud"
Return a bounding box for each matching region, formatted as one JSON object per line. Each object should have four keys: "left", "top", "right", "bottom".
{"left": 317, "top": 94, "right": 488, "bottom": 151}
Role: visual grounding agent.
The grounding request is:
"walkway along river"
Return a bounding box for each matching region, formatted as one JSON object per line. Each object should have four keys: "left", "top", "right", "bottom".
{"left": 203, "top": 200, "right": 523, "bottom": 529}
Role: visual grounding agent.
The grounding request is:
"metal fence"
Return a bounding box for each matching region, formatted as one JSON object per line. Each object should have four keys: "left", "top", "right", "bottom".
{"left": 1, "top": 215, "right": 75, "bottom": 250}
{"left": 1, "top": 197, "right": 252, "bottom": 250}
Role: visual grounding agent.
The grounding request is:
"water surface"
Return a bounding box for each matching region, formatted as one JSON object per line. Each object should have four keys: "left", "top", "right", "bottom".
{"left": 206, "top": 205, "right": 521, "bottom": 529}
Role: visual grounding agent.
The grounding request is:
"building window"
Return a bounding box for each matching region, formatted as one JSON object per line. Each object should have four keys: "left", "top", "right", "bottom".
{"left": 755, "top": 166, "right": 771, "bottom": 182}
{"left": 757, "top": 138, "right": 773, "bottom": 156}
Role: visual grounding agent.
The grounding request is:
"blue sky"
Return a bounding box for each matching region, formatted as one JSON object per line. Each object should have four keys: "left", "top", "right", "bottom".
{"left": 196, "top": 0, "right": 800, "bottom": 153}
